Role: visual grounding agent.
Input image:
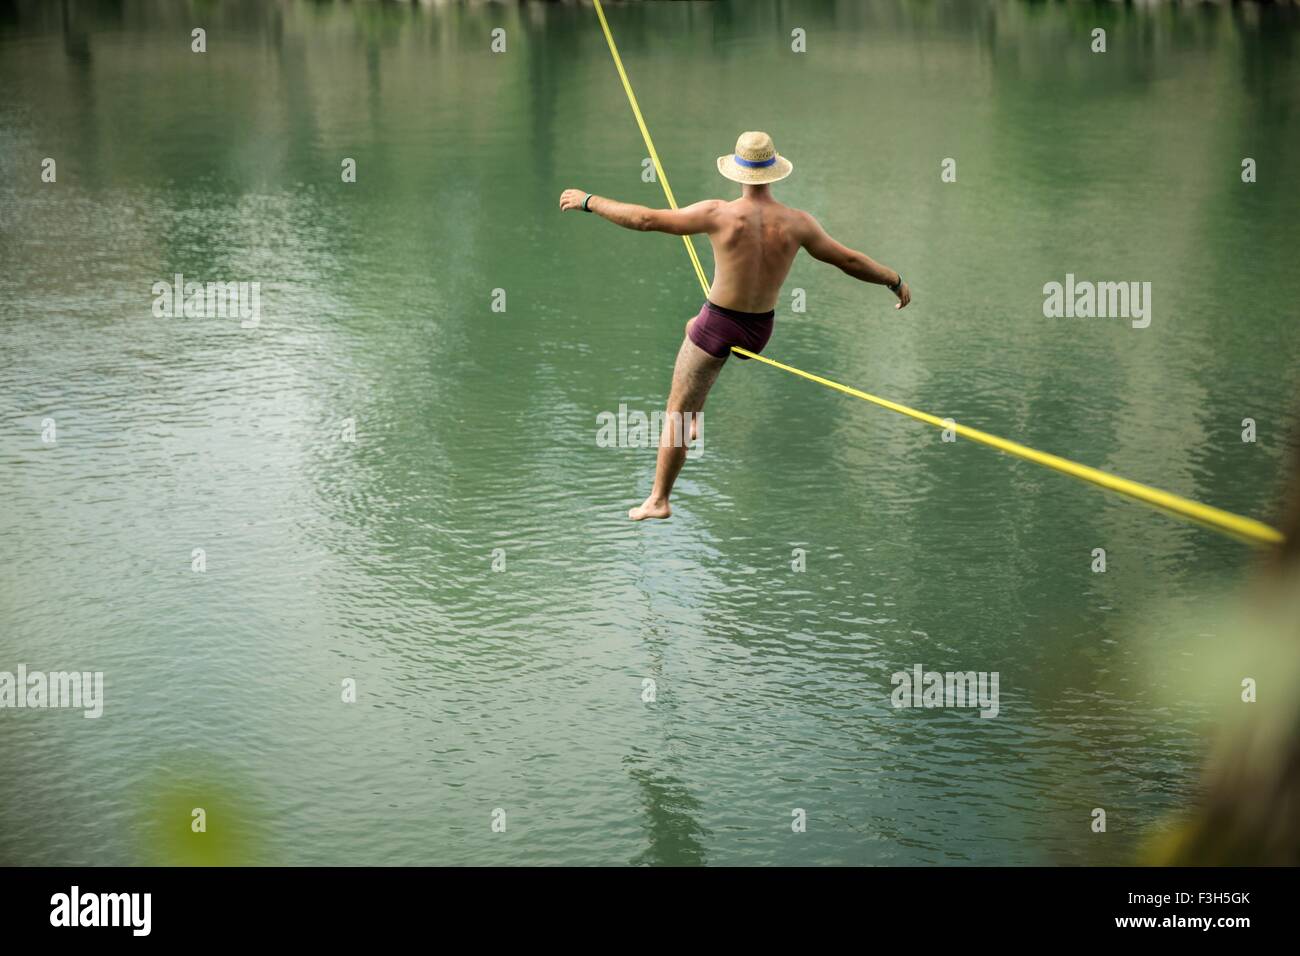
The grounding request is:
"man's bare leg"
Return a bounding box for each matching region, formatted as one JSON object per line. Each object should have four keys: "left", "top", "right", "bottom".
{"left": 629, "top": 334, "right": 725, "bottom": 520}
{"left": 687, "top": 318, "right": 701, "bottom": 441}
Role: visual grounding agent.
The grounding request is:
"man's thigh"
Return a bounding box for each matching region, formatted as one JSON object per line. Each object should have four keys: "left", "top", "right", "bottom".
{"left": 668, "top": 335, "right": 726, "bottom": 412}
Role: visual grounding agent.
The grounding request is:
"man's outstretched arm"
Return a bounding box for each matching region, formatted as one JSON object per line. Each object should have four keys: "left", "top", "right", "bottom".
{"left": 560, "top": 189, "right": 721, "bottom": 236}
{"left": 799, "top": 212, "right": 911, "bottom": 309}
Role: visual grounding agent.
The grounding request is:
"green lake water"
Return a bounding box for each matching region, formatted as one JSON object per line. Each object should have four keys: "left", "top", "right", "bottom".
{"left": 2, "top": 0, "right": 1298, "bottom": 865}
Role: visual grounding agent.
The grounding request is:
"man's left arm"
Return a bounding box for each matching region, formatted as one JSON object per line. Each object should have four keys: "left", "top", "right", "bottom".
{"left": 560, "top": 190, "right": 720, "bottom": 236}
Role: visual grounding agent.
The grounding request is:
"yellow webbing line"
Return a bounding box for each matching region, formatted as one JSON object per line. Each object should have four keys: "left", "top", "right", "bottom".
{"left": 591, "top": 0, "right": 1283, "bottom": 547}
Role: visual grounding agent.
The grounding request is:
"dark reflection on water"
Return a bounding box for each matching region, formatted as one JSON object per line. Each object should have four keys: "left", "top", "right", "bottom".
{"left": 1, "top": 0, "right": 1297, "bottom": 865}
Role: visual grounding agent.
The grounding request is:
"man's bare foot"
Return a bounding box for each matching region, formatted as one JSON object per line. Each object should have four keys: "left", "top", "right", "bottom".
{"left": 628, "top": 496, "right": 672, "bottom": 521}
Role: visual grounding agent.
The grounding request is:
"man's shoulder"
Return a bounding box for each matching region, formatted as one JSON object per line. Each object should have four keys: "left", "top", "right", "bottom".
{"left": 776, "top": 203, "right": 815, "bottom": 233}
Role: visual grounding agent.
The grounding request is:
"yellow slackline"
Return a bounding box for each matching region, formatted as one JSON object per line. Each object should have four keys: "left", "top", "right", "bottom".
{"left": 593, "top": 0, "right": 710, "bottom": 297}
{"left": 591, "top": 0, "right": 1283, "bottom": 548}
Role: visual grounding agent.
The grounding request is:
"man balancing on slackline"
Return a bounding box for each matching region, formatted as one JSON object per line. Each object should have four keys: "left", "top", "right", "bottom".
{"left": 560, "top": 131, "right": 911, "bottom": 520}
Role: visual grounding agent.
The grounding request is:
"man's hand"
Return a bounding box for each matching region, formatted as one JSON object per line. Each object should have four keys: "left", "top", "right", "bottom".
{"left": 559, "top": 188, "right": 588, "bottom": 212}
{"left": 894, "top": 281, "right": 911, "bottom": 310}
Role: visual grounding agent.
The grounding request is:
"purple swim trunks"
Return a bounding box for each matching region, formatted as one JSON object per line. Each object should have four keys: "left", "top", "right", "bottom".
{"left": 686, "top": 300, "right": 775, "bottom": 360}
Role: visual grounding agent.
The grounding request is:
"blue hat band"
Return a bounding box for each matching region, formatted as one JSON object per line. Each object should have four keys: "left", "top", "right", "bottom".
{"left": 733, "top": 154, "right": 777, "bottom": 169}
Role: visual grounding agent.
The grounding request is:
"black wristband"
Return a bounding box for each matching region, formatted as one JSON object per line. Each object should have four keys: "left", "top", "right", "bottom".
{"left": 582, "top": 193, "right": 593, "bottom": 212}
{"left": 889, "top": 273, "right": 903, "bottom": 293}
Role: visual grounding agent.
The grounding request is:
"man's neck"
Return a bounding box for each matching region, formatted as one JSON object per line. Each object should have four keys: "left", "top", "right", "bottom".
{"left": 741, "top": 184, "right": 773, "bottom": 201}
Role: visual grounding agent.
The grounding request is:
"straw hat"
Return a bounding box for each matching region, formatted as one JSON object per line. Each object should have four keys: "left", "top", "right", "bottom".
{"left": 716, "top": 131, "right": 793, "bottom": 185}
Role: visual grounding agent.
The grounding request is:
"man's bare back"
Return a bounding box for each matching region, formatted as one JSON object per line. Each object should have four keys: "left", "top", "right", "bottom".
{"left": 701, "top": 194, "right": 804, "bottom": 313}
{"left": 558, "top": 131, "right": 909, "bottom": 519}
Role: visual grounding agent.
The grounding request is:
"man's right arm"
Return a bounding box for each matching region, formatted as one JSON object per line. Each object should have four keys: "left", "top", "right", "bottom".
{"left": 799, "top": 212, "right": 910, "bottom": 309}
{"left": 560, "top": 189, "right": 721, "bottom": 236}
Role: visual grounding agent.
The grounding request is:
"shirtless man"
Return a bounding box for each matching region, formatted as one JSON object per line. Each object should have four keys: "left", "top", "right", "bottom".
{"left": 559, "top": 131, "right": 910, "bottom": 520}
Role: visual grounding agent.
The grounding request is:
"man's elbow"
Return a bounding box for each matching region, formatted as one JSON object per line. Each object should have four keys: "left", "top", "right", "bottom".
{"left": 633, "top": 211, "right": 659, "bottom": 232}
